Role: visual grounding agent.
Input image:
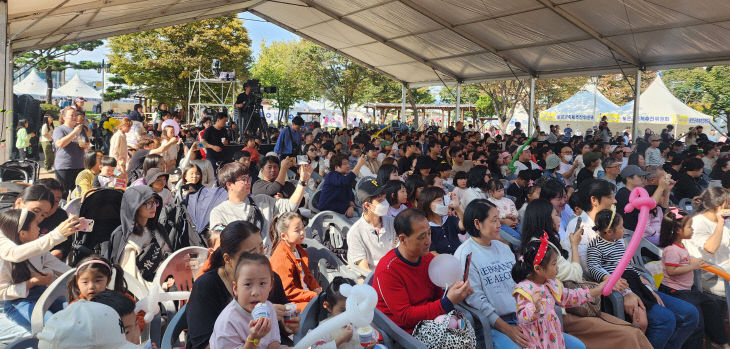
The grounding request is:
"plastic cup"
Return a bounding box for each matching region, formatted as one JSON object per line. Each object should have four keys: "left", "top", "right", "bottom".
{"left": 251, "top": 302, "right": 269, "bottom": 321}
{"left": 283, "top": 303, "right": 297, "bottom": 321}
{"left": 357, "top": 326, "right": 374, "bottom": 346}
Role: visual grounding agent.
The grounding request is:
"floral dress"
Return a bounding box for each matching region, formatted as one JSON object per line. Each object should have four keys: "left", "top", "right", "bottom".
{"left": 513, "top": 279, "right": 592, "bottom": 349}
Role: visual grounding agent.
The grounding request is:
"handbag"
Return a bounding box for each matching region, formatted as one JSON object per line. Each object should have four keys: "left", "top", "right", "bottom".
{"left": 563, "top": 280, "right": 602, "bottom": 317}
{"left": 136, "top": 235, "right": 165, "bottom": 282}
{"left": 412, "top": 310, "right": 476, "bottom": 349}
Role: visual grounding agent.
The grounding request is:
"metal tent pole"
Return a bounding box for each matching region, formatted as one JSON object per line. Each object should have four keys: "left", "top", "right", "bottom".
{"left": 1, "top": 1, "right": 10, "bottom": 163}
{"left": 401, "top": 84, "right": 406, "bottom": 123}
{"left": 529, "top": 76, "right": 535, "bottom": 135}
{"left": 632, "top": 70, "right": 641, "bottom": 142}
{"left": 455, "top": 83, "right": 461, "bottom": 127}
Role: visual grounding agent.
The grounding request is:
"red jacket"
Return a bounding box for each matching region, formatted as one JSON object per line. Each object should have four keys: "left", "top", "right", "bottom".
{"left": 373, "top": 248, "right": 452, "bottom": 333}
{"left": 270, "top": 242, "right": 320, "bottom": 312}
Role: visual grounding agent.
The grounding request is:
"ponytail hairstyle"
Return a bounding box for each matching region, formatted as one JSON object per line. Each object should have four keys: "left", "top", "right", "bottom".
{"left": 511, "top": 238, "right": 557, "bottom": 283}
{"left": 693, "top": 187, "right": 728, "bottom": 213}
{"left": 592, "top": 208, "right": 621, "bottom": 236}
{"left": 318, "top": 276, "right": 356, "bottom": 321}
{"left": 269, "top": 211, "right": 302, "bottom": 250}
{"left": 67, "top": 255, "right": 127, "bottom": 301}
{"left": 0, "top": 209, "right": 36, "bottom": 284}
{"left": 659, "top": 209, "right": 694, "bottom": 248}
{"left": 205, "top": 220, "right": 261, "bottom": 274}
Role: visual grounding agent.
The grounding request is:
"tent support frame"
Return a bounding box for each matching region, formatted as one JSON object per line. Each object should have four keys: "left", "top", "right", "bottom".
{"left": 632, "top": 70, "right": 641, "bottom": 140}
{"left": 400, "top": 84, "right": 406, "bottom": 123}
{"left": 456, "top": 83, "right": 461, "bottom": 126}
{"left": 1, "top": 0, "right": 10, "bottom": 163}
{"left": 528, "top": 76, "right": 536, "bottom": 135}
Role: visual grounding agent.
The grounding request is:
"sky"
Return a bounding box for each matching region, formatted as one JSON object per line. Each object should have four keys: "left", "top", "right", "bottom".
{"left": 61, "top": 13, "right": 298, "bottom": 83}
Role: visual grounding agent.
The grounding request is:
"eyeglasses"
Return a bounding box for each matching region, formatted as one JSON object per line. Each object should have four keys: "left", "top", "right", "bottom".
{"left": 236, "top": 176, "right": 251, "bottom": 183}
{"left": 477, "top": 159, "right": 487, "bottom": 164}
{"left": 455, "top": 153, "right": 464, "bottom": 158}
{"left": 606, "top": 165, "right": 620, "bottom": 169}
{"left": 144, "top": 200, "right": 159, "bottom": 209}
{"left": 623, "top": 152, "right": 632, "bottom": 155}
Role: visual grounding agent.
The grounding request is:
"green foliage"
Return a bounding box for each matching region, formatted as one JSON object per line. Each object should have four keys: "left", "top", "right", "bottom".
{"left": 535, "top": 77, "right": 588, "bottom": 111}
{"left": 663, "top": 68, "right": 708, "bottom": 105}
{"left": 701, "top": 66, "right": 730, "bottom": 127}
{"left": 107, "top": 16, "right": 252, "bottom": 107}
{"left": 475, "top": 95, "right": 495, "bottom": 116}
{"left": 307, "top": 46, "right": 373, "bottom": 127}
{"left": 251, "top": 40, "right": 320, "bottom": 123}
{"left": 40, "top": 104, "right": 59, "bottom": 117}
{"left": 103, "top": 76, "right": 135, "bottom": 102}
{"left": 14, "top": 41, "right": 104, "bottom": 103}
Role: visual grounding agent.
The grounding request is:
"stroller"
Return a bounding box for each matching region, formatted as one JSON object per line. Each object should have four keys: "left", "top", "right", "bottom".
{"left": 0, "top": 160, "right": 40, "bottom": 183}
{"left": 0, "top": 182, "right": 28, "bottom": 212}
{"left": 68, "top": 188, "right": 124, "bottom": 266}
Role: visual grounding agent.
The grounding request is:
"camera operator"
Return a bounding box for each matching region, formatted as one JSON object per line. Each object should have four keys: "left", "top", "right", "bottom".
{"left": 235, "top": 81, "right": 256, "bottom": 138}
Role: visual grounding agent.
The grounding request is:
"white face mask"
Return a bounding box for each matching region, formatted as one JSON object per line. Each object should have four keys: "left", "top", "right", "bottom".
{"left": 563, "top": 155, "right": 572, "bottom": 162}
{"left": 433, "top": 203, "right": 449, "bottom": 216}
{"left": 372, "top": 200, "right": 389, "bottom": 217}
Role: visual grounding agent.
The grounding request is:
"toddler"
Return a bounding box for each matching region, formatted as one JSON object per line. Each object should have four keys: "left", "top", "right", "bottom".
{"left": 94, "top": 156, "right": 126, "bottom": 189}
{"left": 658, "top": 210, "right": 729, "bottom": 348}
{"left": 512, "top": 235, "right": 607, "bottom": 349}
{"left": 270, "top": 212, "right": 321, "bottom": 312}
{"left": 486, "top": 179, "right": 519, "bottom": 240}
{"left": 312, "top": 277, "right": 379, "bottom": 349}
{"left": 210, "top": 253, "right": 281, "bottom": 349}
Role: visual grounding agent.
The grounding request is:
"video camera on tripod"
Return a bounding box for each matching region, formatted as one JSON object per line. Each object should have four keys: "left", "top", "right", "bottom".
{"left": 238, "top": 80, "right": 278, "bottom": 142}
{"left": 244, "top": 79, "right": 277, "bottom": 102}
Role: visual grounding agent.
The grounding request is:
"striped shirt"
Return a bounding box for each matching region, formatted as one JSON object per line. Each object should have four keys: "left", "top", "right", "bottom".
{"left": 586, "top": 237, "right": 636, "bottom": 282}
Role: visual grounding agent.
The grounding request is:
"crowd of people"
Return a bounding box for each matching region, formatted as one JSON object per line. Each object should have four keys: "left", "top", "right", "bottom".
{"left": 4, "top": 104, "right": 730, "bottom": 349}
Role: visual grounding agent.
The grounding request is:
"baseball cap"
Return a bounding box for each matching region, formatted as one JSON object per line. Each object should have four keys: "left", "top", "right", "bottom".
{"left": 609, "top": 145, "right": 618, "bottom": 153}
{"left": 620, "top": 165, "right": 648, "bottom": 179}
{"left": 37, "top": 300, "right": 142, "bottom": 349}
{"left": 75, "top": 97, "right": 87, "bottom": 103}
{"left": 144, "top": 168, "right": 169, "bottom": 185}
{"left": 582, "top": 152, "right": 601, "bottom": 165}
{"left": 357, "top": 179, "right": 386, "bottom": 203}
{"left": 545, "top": 154, "right": 560, "bottom": 170}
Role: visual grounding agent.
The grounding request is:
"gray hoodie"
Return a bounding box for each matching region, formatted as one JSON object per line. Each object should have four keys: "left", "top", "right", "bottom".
{"left": 454, "top": 236, "right": 516, "bottom": 326}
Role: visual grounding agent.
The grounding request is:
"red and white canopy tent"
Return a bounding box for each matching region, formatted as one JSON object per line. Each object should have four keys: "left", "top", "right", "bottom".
{"left": 4, "top": 0, "right": 730, "bottom": 161}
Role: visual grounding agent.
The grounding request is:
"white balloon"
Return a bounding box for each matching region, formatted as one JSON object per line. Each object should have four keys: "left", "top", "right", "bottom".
{"left": 134, "top": 285, "right": 191, "bottom": 323}
{"left": 428, "top": 254, "right": 461, "bottom": 288}
{"left": 294, "top": 284, "right": 378, "bottom": 349}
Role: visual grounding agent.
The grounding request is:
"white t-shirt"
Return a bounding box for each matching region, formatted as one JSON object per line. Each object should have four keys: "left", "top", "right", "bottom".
{"left": 686, "top": 214, "right": 730, "bottom": 295}
{"left": 346, "top": 215, "right": 397, "bottom": 270}
{"left": 557, "top": 162, "right": 575, "bottom": 186}
{"left": 488, "top": 197, "right": 517, "bottom": 219}
{"left": 563, "top": 211, "right": 596, "bottom": 270}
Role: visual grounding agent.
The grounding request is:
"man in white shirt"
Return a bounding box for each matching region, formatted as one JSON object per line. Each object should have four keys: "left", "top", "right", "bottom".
{"left": 346, "top": 180, "right": 397, "bottom": 273}
{"left": 557, "top": 145, "right": 579, "bottom": 186}
{"left": 514, "top": 147, "right": 540, "bottom": 176}
{"left": 209, "top": 161, "right": 312, "bottom": 251}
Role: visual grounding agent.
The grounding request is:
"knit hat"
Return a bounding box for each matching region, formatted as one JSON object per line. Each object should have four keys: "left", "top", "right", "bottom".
{"left": 545, "top": 154, "right": 561, "bottom": 170}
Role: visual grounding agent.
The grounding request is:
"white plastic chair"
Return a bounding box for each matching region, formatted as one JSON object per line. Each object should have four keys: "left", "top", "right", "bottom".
{"left": 30, "top": 269, "right": 75, "bottom": 334}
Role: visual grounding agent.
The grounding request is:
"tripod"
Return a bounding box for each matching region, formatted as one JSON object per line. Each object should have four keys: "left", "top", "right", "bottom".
{"left": 238, "top": 102, "right": 270, "bottom": 143}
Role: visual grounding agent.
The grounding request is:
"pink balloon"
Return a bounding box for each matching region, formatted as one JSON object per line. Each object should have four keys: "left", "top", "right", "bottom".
{"left": 161, "top": 119, "right": 180, "bottom": 136}
{"left": 601, "top": 187, "right": 656, "bottom": 296}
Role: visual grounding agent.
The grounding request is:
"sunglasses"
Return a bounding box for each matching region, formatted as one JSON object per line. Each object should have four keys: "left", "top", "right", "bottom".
{"left": 477, "top": 159, "right": 487, "bottom": 164}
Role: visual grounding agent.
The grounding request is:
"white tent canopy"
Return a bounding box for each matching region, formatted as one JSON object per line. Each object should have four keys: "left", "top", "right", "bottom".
{"left": 618, "top": 76, "right": 712, "bottom": 133}
{"left": 12, "top": 69, "right": 66, "bottom": 98}
{"left": 56, "top": 73, "right": 101, "bottom": 101}
{"left": 8, "top": 1, "right": 730, "bottom": 86}
{"left": 540, "top": 84, "right": 620, "bottom": 123}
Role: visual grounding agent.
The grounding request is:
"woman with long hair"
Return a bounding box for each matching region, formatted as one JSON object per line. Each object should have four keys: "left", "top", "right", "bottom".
{"left": 186, "top": 220, "right": 297, "bottom": 348}
{"left": 685, "top": 187, "right": 730, "bottom": 296}
{"left": 40, "top": 115, "right": 55, "bottom": 171}
{"left": 109, "top": 117, "right": 132, "bottom": 173}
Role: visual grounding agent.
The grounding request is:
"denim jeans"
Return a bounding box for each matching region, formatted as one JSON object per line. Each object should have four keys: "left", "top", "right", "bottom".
{"left": 645, "top": 291, "right": 699, "bottom": 349}
{"left": 0, "top": 313, "right": 29, "bottom": 345}
{"left": 501, "top": 224, "right": 521, "bottom": 240}
{"left": 0, "top": 286, "right": 64, "bottom": 331}
{"left": 491, "top": 318, "right": 585, "bottom": 349}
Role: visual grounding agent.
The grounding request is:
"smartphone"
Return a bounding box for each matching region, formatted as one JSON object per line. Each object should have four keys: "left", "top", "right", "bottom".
{"left": 78, "top": 218, "right": 95, "bottom": 232}
{"left": 463, "top": 252, "right": 473, "bottom": 282}
{"left": 574, "top": 217, "right": 582, "bottom": 233}
{"left": 113, "top": 178, "right": 126, "bottom": 189}
{"left": 296, "top": 155, "right": 309, "bottom": 165}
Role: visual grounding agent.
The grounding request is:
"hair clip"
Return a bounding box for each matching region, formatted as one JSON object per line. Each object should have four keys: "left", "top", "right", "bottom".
{"left": 608, "top": 204, "right": 616, "bottom": 228}
{"left": 534, "top": 231, "right": 550, "bottom": 266}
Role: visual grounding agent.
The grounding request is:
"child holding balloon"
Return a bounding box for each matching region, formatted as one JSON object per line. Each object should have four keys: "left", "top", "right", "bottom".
{"left": 658, "top": 209, "right": 729, "bottom": 348}
{"left": 512, "top": 234, "right": 608, "bottom": 349}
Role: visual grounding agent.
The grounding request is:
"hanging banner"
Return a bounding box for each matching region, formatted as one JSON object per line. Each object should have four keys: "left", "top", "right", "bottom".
{"left": 600, "top": 113, "right": 620, "bottom": 123}
{"left": 620, "top": 114, "right": 675, "bottom": 124}
{"left": 677, "top": 114, "right": 711, "bottom": 125}
{"left": 540, "top": 112, "right": 593, "bottom": 121}
{"left": 539, "top": 112, "right": 556, "bottom": 121}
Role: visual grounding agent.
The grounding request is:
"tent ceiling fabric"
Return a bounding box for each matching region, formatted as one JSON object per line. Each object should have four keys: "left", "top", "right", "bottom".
{"left": 8, "top": 0, "right": 730, "bottom": 86}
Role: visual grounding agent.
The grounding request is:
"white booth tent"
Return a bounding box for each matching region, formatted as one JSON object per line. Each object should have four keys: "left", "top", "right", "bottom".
{"left": 5, "top": 0, "right": 730, "bottom": 162}
{"left": 539, "top": 84, "right": 621, "bottom": 134}
{"left": 617, "top": 76, "right": 713, "bottom": 135}
{"left": 12, "top": 69, "right": 65, "bottom": 99}
{"left": 56, "top": 73, "right": 101, "bottom": 101}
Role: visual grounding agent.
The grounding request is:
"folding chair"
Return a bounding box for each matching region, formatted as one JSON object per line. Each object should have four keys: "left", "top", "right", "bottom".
{"left": 365, "top": 272, "right": 426, "bottom": 349}
{"left": 305, "top": 238, "right": 363, "bottom": 288}
{"left": 30, "top": 269, "right": 75, "bottom": 334}
{"left": 161, "top": 305, "right": 187, "bottom": 349}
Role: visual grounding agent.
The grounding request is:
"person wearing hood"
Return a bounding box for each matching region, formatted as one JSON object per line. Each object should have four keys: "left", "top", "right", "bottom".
{"left": 209, "top": 161, "right": 312, "bottom": 252}
{"left": 145, "top": 168, "right": 172, "bottom": 206}
{"left": 107, "top": 186, "right": 172, "bottom": 289}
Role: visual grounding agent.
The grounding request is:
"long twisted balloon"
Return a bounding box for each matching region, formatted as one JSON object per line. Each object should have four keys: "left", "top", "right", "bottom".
{"left": 602, "top": 187, "right": 656, "bottom": 295}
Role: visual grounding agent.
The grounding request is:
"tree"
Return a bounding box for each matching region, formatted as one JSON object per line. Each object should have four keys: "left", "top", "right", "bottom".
{"left": 107, "top": 16, "right": 251, "bottom": 110}
{"left": 662, "top": 68, "right": 707, "bottom": 106}
{"left": 701, "top": 66, "right": 730, "bottom": 132}
{"left": 597, "top": 72, "right": 657, "bottom": 106}
{"left": 474, "top": 80, "right": 528, "bottom": 131}
{"left": 535, "top": 77, "right": 588, "bottom": 112}
{"left": 14, "top": 41, "right": 104, "bottom": 103}
{"left": 103, "top": 75, "right": 136, "bottom": 102}
{"left": 308, "top": 47, "right": 373, "bottom": 127}
{"left": 252, "top": 40, "right": 320, "bottom": 126}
